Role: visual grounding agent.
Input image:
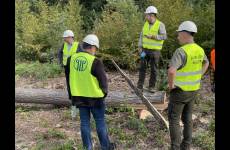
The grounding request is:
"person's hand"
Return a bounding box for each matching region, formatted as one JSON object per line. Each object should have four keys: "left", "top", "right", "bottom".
{"left": 168, "top": 84, "right": 176, "bottom": 91}
{"left": 145, "top": 35, "right": 152, "bottom": 39}
{"left": 103, "top": 92, "right": 108, "bottom": 98}
{"left": 138, "top": 48, "right": 142, "bottom": 54}
{"left": 145, "top": 35, "right": 156, "bottom": 39}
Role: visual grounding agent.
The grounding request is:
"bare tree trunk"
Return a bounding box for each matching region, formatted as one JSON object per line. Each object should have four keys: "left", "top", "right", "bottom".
{"left": 15, "top": 88, "right": 166, "bottom": 110}
{"left": 111, "top": 59, "right": 169, "bottom": 130}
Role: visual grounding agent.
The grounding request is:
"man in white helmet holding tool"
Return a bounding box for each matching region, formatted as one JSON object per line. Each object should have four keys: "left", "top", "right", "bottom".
{"left": 57, "top": 30, "right": 79, "bottom": 119}
{"left": 137, "top": 5, "right": 167, "bottom": 93}
{"left": 66, "top": 34, "right": 115, "bottom": 150}
{"left": 167, "top": 21, "right": 209, "bottom": 150}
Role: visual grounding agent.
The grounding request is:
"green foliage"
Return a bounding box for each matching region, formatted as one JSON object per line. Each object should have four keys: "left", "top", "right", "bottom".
{"left": 126, "top": 116, "right": 148, "bottom": 136}
{"left": 94, "top": 0, "right": 143, "bottom": 70}
{"left": 15, "top": 61, "right": 63, "bottom": 80}
{"left": 80, "top": 0, "right": 107, "bottom": 32}
{"left": 192, "top": 0, "right": 215, "bottom": 53}
{"left": 15, "top": 0, "right": 214, "bottom": 70}
{"left": 193, "top": 116, "right": 215, "bottom": 150}
{"left": 47, "top": 129, "right": 66, "bottom": 139}
{"left": 32, "top": 139, "right": 75, "bottom": 150}
{"left": 15, "top": 106, "right": 31, "bottom": 113}
{"left": 35, "top": 129, "right": 66, "bottom": 141}
{"left": 208, "top": 117, "right": 215, "bottom": 135}
{"left": 15, "top": 0, "right": 83, "bottom": 61}
{"left": 193, "top": 131, "right": 215, "bottom": 150}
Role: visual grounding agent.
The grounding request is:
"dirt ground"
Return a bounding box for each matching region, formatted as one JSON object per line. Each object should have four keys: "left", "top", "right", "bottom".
{"left": 15, "top": 71, "right": 215, "bottom": 150}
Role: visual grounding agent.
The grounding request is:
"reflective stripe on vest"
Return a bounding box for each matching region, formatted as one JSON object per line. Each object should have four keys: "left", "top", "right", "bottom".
{"left": 62, "top": 41, "right": 79, "bottom": 66}
{"left": 142, "top": 19, "right": 164, "bottom": 50}
{"left": 175, "top": 43, "right": 205, "bottom": 91}
{"left": 69, "top": 52, "right": 104, "bottom": 98}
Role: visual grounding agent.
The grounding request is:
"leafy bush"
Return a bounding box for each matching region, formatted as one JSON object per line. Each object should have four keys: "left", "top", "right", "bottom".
{"left": 15, "top": 0, "right": 214, "bottom": 70}
{"left": 15, "top": 0, "right": 83, "bottom": 61}
{"left": 192, "top": 0, "right": 215, "bottom": 53}
{"left": 94, "top": 0, "right": 143, "bottom": 70}
{"left": 15, "top": 61, "right": 63, "bottom": 80}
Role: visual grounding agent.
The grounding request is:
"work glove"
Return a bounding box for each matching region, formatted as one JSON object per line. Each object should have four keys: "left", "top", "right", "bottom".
{"left": 71, "top": 105, "right": 78, "bottom": 120}
{"left": 103, "top": 92, "right": 108, "bottom": 98}
{"left": 140, "top": 51, "right": 146, "bottom": 60}
{"left": 138, "top": 48, "right": 142, "bottom": 54}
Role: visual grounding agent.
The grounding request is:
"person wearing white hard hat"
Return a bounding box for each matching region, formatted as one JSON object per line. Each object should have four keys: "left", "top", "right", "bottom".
{"left": 167, "top": 21, "right": 209, "bottom": 150}
{"left": 66, "top": 34, "right": 115, "bottom": 150}
{"left": 57, "top": 30, "right": 79, "bottom": 101}
{"left": 57, "top": 30, "right": 80, "bottom": 121}
{"left": 137, "top": 5, "right": 167, "bottom": 93}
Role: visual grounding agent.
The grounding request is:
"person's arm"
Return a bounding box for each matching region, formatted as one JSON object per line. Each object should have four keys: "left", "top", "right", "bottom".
{"left": 138, "top": 32, "right": 143, "bottom": 49}
{"left": 168, "top": 66, "right": 177, "bottom": 90}
{"left": 91, "top": 58, "right": 108, "bottom": 97}
{"left": 168, "top": 48, "right": 186, "bottom": 90}
{"left": 57, "top": 43, "right": 64, "bottom": 67}
{"left": 66, "top": 56, "right": 71, "bottom": 99}
{"left": 155, "top": 22, "right": 167, "bottom": 40}
{"left": 202, "top": 54, "right": 209, "bottom": 76}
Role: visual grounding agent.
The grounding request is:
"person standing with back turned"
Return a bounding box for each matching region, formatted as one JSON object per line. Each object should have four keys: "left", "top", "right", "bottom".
{"left": 168, "top": 21, "right": 209, "bottom": 150}
{"left": 66, "top": 34, "right": 115, "bottom": 150}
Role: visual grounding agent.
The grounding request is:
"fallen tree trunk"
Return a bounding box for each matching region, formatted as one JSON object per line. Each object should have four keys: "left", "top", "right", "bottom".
{"left": 111, "top": 59, "right": 169, "bottom": 130}
{"left": 15, "top": 88, "right": 166, "bottom": 109}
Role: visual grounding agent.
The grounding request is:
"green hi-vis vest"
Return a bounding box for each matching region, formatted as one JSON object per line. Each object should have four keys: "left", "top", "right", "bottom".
{"left": 62, "top": 41, "right": 79, "bottom": 66}
{"left": 69, "top": 52, "right": 104, "bottom": 98}
{"left": 175, "top": 43, "right": 205, "bottom": 91}
{"left": 142, "top": 19, "right": 164, "bottom": 50}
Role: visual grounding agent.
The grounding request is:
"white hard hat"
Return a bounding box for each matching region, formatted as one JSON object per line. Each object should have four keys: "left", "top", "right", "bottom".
{"left": 63, "top": 30, "right": 74, "bottom": 38}
{"left": 83, "top": 34, "right": 99, "bottom": 48}
{"left": 145, "top": 6, "right": 158, "bottom": 14}
{"left": 176, "top": 21, "right": 197, "bottom": 33}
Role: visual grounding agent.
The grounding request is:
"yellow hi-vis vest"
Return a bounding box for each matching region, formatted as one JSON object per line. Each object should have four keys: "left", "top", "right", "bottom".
{"left": 175, "top": 43, "right": 205, "bottom": 91}
{"left": 69, "top": 52, "right": 104, "bottom": 98}
{"left": 62, "top": 41, "right": 79, "bottom": 66}
{"left": 142, "top": 19, "right": 164, "bottom": 50}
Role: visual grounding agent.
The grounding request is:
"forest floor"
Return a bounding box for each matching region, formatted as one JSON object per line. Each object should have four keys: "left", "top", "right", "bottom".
{"left": 15, "top": 71, "right": 215, "bottom": 150}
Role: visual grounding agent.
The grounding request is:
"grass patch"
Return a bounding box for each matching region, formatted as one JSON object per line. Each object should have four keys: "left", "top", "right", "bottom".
{"left": 126, "top": 116, "right": 148, "bottom": 136}
{"left": 15, "top": 61, "right": 63, "bottom": 80}
{"left": 193, "top": 131, "right": 215, "bottom": 150}
{"left": 48, "top": 129, "right": 66, "bottom": 139}
{"left": 35, "top": 129, "right": 66, "bottom": 141}
{"left": 194, "top": 94, "right": 215, "bottom": 115}
{"left": 31, "top": 139, "right": 76, "bottom": 150}
{"left": 39, "top": 118, "right": 49, "bottom": 128}
{"left": 15, "top": 106, "right": 31, "bottom": 113}
{"left": 193, "top": 118, "right": 215, "bottom": 150}
{"left": 60, "top": 109, "right": 72, "bottom": 121}
{"left": 109, "top": 127, "right": 131, "bottom": 141}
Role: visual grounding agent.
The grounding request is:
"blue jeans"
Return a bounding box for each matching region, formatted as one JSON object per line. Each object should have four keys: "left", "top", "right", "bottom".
{"left": 79, "top": 103, "right": 110, "bottom": 150}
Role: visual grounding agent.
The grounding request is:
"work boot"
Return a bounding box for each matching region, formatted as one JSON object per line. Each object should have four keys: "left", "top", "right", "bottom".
{"left": 137, "top": 85, "right": 143, "bottom": 93}
{"left": 137, "top": 88, "right": 143, "bottom": 93}
{"left": 148, "top": 86, "right": 157, "bottom": 93}
{"left": 109, "top": 143, "right": 116, "bottom": 150}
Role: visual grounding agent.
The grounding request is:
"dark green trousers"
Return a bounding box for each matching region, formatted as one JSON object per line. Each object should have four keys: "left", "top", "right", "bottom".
{"left": 168, "top": 87, "right": 198, "bottom": 150}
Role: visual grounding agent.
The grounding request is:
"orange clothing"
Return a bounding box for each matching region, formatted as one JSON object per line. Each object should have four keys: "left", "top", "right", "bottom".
{"left": 210, "top": 48, "right": 215, "bottom": 71}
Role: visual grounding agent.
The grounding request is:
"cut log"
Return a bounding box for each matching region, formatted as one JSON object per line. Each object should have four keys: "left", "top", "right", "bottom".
{"left": 111, "top": 59, "right": 169, "bottom": 130}
{"left": 15, "top": 88, "right": 167, "bottom": 110}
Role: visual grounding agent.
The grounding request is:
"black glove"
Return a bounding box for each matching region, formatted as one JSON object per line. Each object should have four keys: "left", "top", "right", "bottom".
{"left": 103, "top": 92, "right": 108, "bottom": 98}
